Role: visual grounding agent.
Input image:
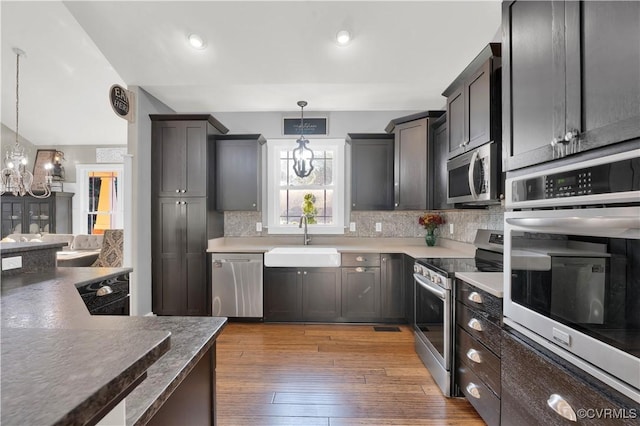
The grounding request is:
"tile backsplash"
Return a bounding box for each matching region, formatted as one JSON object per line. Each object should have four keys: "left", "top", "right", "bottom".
{"left": 224, "top": 205, "right": 505, "bottom": 244}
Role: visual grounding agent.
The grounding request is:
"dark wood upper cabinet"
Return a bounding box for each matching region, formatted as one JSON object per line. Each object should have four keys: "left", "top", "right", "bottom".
{"left": 443, "top": 43, "right": 501, "bottom": 160}
{"left": 215, "top": 134, "right": 265, "bottom": 211}
{"left": 346, "top": 133, "right": 394, "bottom": 211}
{"left": 385, "top": 111, "right": 445, "bottom": 211}
{"left": 503, "top": 0, "right": 640, "bottom": 171}
{"left": 429, "top": 114, "right": 452, "bottom": 210}
{"left": 150, "top": 114, "right": 227, "bottom": 316}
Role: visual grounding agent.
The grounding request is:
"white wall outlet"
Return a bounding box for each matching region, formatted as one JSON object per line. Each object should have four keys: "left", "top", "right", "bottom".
{"left": 2, "top": 256, "right": 22, "bottom": 271}
{"left": 256, "top": 222, "right": 262, "bottom": 232}
{"left": 349, "top": 222, "right": 356, "bottom": 232}
{"left": 450, "top": 223, "right": 454, "bottom": 234}
{"left": 375, "top": 222, "right": 382, "bottom": 232}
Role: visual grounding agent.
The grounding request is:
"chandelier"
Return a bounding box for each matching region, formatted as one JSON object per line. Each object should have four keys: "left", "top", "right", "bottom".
{"left": 1, "top": 48, "right": 52, "bottom": 198}
{"left": 292, "top": 100, "right": 314, "bottom": 178}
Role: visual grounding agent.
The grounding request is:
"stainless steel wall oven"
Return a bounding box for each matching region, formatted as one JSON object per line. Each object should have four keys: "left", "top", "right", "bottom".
{"left": 504, "top": 149, "right": 640, "bottom": 401}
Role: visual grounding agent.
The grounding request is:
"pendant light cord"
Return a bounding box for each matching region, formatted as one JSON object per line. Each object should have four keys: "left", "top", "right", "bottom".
{"left": 15, "top": 50, "right": 20, "bottom": 147}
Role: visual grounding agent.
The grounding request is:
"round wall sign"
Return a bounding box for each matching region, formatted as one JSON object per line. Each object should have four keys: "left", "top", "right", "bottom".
{"left": 109, "top": 84, "right": 130, "bottom": 118}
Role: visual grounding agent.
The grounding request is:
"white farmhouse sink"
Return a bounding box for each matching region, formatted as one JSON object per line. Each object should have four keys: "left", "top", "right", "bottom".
{"left": 264, "top": 246, "right": 341, "bottom": 267}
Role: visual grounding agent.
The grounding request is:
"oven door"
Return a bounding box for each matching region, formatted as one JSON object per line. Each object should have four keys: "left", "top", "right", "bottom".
{"left": 414, "top": 272, "right": 452, "bottom": 370}
{"left": 504, "top": 206, "right": 640, "bottom": 400}
{"left": 447, "top": 142, "right": 498, "bottom": 204}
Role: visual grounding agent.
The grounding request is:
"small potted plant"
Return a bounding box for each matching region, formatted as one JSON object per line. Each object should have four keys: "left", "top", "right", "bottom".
{"left": 302, "top": 193, "right": 317, "bottom": 224}
{"left": 418, "top": 212, "right": 445, "bottom": 246}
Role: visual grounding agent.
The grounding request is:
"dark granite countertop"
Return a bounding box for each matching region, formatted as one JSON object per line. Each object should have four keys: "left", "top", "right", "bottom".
{"left": 0, "top": 241, "right": 66, "bottom": 254}
{"left": 1, "top": 267, "right": 228, "bottom": 426}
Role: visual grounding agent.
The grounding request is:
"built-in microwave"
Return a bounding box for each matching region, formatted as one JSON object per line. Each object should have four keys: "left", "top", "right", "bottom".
{"left": 447, "top": 141, "right": 501, "bottom": 205}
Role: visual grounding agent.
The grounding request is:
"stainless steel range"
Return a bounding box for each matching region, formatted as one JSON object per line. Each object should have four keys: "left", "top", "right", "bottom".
{"left": 413, "top": 229, "right": 504, "bottom": 396}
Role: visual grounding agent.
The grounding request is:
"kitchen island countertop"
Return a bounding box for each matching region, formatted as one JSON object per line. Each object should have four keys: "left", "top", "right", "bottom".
{"left": 1, "top": 267, "right": 227, "bottom": 426}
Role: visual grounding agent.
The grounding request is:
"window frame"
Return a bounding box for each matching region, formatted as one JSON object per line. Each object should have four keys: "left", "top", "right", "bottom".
{"left": 266, "top": 138, "right": 345, "bottom": 235}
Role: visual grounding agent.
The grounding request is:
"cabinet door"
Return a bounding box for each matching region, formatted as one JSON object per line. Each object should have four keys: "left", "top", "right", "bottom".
{"left": 394, "top": 119, "right": 428, "bottom": 210}
{"left": 341, "top": 267, "right": 380, "bottom": 321}
{"left": 264, "top": 268, "right": 302, "bottom": 322}
{"left": 152, "top": 120, "right": 207, "bottom": 197}
{"left": 381, "top": 254, "right": 404, "bottom": 319}
{"left": 566, "top": 1, "right": 640, "bottom": 152}
{"left": 303, "top": 268, "right": 341, "bottom": 321}
{"left": 403, "top": 255, "right": 415, "bottom": 325}
{"left": 216, "top": 138, "right": 260, "bottom": 211}
{"left": 503, "top": 0, "right": 565, "bottom": 171}
{"left": 183, "top": 198, "right": 208, "bottom": 315}
{"left": 152, "top": 198, "right": 184, "bottom": 315}
{"left": 431, "top": 117, "right": 452, "bottom": 210}
{"left": 466, "top": 60, "right": 492, "bottom": 149}
{"left": 351, "top": 139, "right": 394, "bottom": 210}
{"left": 1, "top": 198, "right": 23, "bottom": 237}
{"left": 26, "top": 200, "right": 51, "bottom": 234}
{"left": 447, "top": 87, "right": 466, "bottom": 158}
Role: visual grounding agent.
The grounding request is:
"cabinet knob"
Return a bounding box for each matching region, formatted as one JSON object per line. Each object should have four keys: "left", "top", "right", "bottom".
{"left": 252, "top": 203, "right": 256, "bottom": 207}
{"left": 352, "top": 203, "right": 356, "bottom": 207}
{"left": 303, "top": 271, "right": 307, "bottom": 275}
{"left": 394, "top": 203, "right": 398, "bottom": 207}
{"left": 468, "top": 318, "right": 483, "bottom": 332}
{"left": 466, "top": 348, "right": 482, "bottom": 364}
{"left": 465, "top": 383, "right": 481, "bottom": 399}
{"left": 563, "top": 130, "right": 579, "bottom": 142}
{"left": 181, "top": 189, "right": 186, "bottom": 193}
{"left": 175, "top": 189, "right": 180, "bottom": 193}
{"left": 356, "top": 256, "right": 365, "bottom": 262}
{"left": 547, "top": 394, "right": 577, "bottom": 422}
{"left": 468, "top": 291, "right": 483, "bottom": 304}
{"left": 297, "top": 271, "right": 301, "bottom": 275}
{"left": 175, "top": 201, "right": 180, "bottom": 205}
{"left": 355, "top": 267, "right": 365, "bottom": 273}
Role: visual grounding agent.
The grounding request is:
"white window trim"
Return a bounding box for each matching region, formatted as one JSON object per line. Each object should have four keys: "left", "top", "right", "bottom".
{"left": 266, "top": 138, "right": 345, "bottom": 235}
{"left": 74, "top": 163, "right": 124, "bottom": 235}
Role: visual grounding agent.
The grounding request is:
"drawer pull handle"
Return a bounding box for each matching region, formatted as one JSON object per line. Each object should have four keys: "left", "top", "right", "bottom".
{"left": 468, "top": 291, "right": 483, "bottom": 304}
{"left": 356, "top": 256, "right": 366, "bottom": 262}
{"left": 468, "top": 318, "right": 483, "bottom": 332}
{"left": 466, "top": 349, "right": 482, "bottom": 363}
{"left": 466, "top": 383, "right": 481, "bottom": 399}
{"left": 547, "top": 394, "right": 577, "bottom": 422}
{"left": 355, "top": 267, "right": 365, "bottom": 273}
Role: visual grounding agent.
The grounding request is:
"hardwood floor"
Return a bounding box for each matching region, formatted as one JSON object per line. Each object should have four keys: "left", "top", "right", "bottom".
{"left": 216, "top": 323, "right": 484, "bottom": 426}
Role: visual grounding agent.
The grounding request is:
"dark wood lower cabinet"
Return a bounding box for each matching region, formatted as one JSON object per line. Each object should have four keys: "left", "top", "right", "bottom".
{"left": 501, "top": 329, "right": 639, "bottom": 426}
{"left": 147, "top": 345, "right": 216, "bottom": 426}
{"left": 264, "top": 254, "right": 404, "bottom": 323}
{"left": 303, "top": 269, "right": 341, "bottom": 321}
{"left": 341, "top": 267, "right": 381, "bottom": 321}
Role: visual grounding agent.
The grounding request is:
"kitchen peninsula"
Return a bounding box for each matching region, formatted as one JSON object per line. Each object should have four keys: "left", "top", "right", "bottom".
{"left": 0, "top": 258, "right": 227, "bottom": 425}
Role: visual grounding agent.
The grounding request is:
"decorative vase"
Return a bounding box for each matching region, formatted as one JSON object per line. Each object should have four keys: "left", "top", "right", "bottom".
{"left": 425, "top": 229, "right": 437, "bottom": 247}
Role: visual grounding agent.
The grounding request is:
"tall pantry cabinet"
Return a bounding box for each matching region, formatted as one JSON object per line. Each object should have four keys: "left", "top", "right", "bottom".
{"left": 150, "top": 114, "right": 228, "bottom": 316}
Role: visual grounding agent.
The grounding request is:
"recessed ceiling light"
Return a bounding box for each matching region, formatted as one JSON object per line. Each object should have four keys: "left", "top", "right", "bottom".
{"left": 188, "top": 33, "right": 206, "bottom": 50}
{"left": 336, "top": 30, "right": 351, "bottom": 46}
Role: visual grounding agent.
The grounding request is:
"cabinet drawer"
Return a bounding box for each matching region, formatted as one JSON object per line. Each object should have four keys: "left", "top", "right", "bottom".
{"left": 457, "top": 327, "right": 500, "bottom": 396}
{"left": 342, "top": 253, "right": 380, "bottom": 267}
{"left": 456, "top": 279, "right": 502, "bottom": 323}
{"left": 501, "top": 330, "right": 639, "bottom": 426}
{"left": 457, "top": 361, "right": 500, "bottom": 426}
{"left": 456, "top": 301, "right": 502, "bottom": 356}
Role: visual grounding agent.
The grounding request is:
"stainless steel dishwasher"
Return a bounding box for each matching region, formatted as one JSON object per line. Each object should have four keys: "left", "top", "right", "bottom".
{"left": 211, "top": 253, "right": 263, "bottom": 318}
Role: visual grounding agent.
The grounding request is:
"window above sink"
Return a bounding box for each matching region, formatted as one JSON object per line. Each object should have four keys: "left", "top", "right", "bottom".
{"left": 266, "top": 139, "right": 345, "bottom": 235}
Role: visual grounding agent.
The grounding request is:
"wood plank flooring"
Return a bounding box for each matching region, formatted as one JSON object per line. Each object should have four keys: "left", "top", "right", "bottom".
{"left": 216, "top": 323, "right": 484, "bottom": 426}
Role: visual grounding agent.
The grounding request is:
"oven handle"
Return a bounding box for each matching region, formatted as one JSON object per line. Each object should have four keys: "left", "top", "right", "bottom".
{"left": 414, "top": 273, "right": 446, "bottom": 300}
{"left": 468, "top": 150, "right": 480, "bottom": 200}
{"left": 506, "top": 216, "right": 640, "bottom": 230}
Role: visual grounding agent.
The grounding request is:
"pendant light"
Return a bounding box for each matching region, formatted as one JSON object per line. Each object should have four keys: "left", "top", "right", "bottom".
{"left": 1, "top": 48, "right": 52, "bottom": 198}
{"left": 292, "top": 101, "right": 314, "bottom": 178}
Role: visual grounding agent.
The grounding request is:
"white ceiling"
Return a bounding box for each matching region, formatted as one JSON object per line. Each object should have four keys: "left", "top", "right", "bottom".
{"left": 1, "top": 1, "right": 501, "bottom": 146}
